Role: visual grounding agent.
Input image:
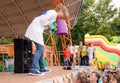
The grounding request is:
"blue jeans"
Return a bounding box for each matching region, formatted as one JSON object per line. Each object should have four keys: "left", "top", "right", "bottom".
{"left": 84, "top": 55, "right": 89, "bottom": 66}
{"left": 30, "top": 42, "right": 45, "bottom": 71}
{"left": 80, "top": 56, "right": 85, "bottom": 66}
{"left": 64, "top": 58, "right": 72, "bottom": 66}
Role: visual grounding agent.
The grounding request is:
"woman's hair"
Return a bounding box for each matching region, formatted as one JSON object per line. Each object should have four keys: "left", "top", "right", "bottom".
{"left": 92, "top": 71, "right": 101, "bottom": 82}
{"left": 114, "top": 74, "right": 120, "bottom": 82}
{"left": 88, "top": 43, "right": 92, "bottom": 46}
{"left": 75, "top": 72, "right": 88, "bottom": 83}
{"left": 55, "top": 4, "right": 69, "bottom": 17}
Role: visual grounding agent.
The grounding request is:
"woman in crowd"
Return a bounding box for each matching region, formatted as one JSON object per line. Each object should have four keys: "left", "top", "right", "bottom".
{"left": 80, "top": 45, "right": 87, "bottom": 66}
{"left": 87, "top": 43, "right": 94, "bottom": 66}
{"left": 74, "top": 72, "right": 88, "bottom": 83}
{"left": 89, "top": 71, "right": 101, "bottom": 83}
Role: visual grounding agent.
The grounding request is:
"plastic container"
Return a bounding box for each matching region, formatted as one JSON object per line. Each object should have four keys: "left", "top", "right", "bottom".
{"left": 0, "top": 66, "right": 3, "bottom": 72}
{"left": 55, "top": 20, "right": 68, "bottom": 35}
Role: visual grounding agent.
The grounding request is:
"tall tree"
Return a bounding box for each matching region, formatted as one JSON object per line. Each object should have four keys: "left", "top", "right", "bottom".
{"left": 72, "top": 0, "right": 119, "bottom": 44}
{"left": 110, "top": 13, "right": 120, "bottom": 35}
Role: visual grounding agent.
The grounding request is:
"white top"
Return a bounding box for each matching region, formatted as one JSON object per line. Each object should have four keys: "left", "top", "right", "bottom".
{"left": 68, "top": 45, "right": 74, "bottom": 54}
{"left": 87, "top": 47, "right": 94, "bottom": 59}
{"left": 25, "top": 10, "right": 57, "bottom": 45}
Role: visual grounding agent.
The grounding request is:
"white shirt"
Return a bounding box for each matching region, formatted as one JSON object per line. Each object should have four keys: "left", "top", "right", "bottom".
{"left": 25, "top": 10, "right": 57, "bottom": 45}
{"left": 68, "top": 45, "right": 73, "bottom": 54}
{"left": 87, "top": 47, "right": 94, "bottom": 59}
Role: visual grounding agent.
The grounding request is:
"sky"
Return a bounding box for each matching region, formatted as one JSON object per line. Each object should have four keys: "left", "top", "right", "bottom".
{"left": 110, "top": 0, "right": 120, "bottom": 8}
{"left": 95, "top": 0, "right": 120, "bottom": 8}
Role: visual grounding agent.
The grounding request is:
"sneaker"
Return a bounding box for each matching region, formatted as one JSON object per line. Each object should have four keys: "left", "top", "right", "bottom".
{"left": 63, "top": 66, "right": 72, "bottom": 70}
{"left": 40, "top": 69, "right": 51, "bottom": 73}
{"left": 28, "top": 69, "right": 44, "bottom": 76}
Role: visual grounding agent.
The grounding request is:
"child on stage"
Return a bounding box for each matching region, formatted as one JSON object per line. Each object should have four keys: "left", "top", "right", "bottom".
{"left": 25, "top": 4, "right": 69, "bottom": 76}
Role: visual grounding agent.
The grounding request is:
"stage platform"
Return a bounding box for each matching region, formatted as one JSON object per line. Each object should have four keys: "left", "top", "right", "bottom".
{"left": 0, "top": 66, "right": 93, "bottom": 83}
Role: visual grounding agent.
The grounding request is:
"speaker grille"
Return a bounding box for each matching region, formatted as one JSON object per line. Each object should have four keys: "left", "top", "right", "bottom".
{"left": 14, "top": 38, "right": 32, "bottom": 73}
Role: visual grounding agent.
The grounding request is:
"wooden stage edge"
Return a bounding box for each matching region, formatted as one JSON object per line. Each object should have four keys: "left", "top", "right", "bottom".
{"left": 0, "top": 66, "right": 92, "bottom": 83}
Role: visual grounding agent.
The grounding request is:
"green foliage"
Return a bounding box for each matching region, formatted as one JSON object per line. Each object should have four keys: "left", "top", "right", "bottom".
{"left": 110, "top": 16, "right": 120, "bottom": 35}
{"left": 72, "top": 0, "right": 120, "bottom": 44}
{"left": 0, "top": 37, "right": 13, "bottom": 44}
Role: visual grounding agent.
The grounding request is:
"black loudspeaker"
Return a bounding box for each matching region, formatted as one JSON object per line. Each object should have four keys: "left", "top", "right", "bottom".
{"left": 14, "top": 38, "right": 32, "bottom": 73}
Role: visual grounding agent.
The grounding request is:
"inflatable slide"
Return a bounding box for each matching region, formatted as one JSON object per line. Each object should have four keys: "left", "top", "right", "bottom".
{"left": 85, "top": 35, "right": 120, "bottom": 64}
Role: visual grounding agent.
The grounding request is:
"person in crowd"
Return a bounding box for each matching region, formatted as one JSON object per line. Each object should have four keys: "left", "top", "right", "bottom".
{"left": 63, "top": 47, "right": 72, "bottom": 69}
{"left": 92, "top": 47, "right": 97, "bottom": 66}
{"left": 84, "top": 45, "right": 89, "bottom": 66}
{"left": 113, "top": 74, "right": 120, "bottom": 83}
{"left": 116, "top": 68, "right": 120, "bottom": 75}
{"left": 87, "top": 43, "right": 94, "bottom": 66}
{"left": 79, "top": 41, "right": 83, "bottom": 49}
{"left": 53, "top": 66, "right": 120, "bottom": 83}
{"left": 80, "top": 45, "right": 87, "bottom": 66}
{"left": 68, "top": 42, "right": 74, "bottom": 64}
{"left": 89, "top": 71, "right": 101, "bottom": 83}
{"left": 25, "top": 4, "right": 69, "bottom": 75}
{"left": 76, "top": 47, "right": 81, "bottom": 65}
{"left": 73, "top": 45, "right": 78, "bottom": 66}
{"left": 76, "top": 42, "right": 83, "bottom": 66}
{"left": 102, "top": 75, "right": 108, "bottom": 83}
{"left": 104, "top": 61, "right": 112, "bottom": 71}
{"left": 115, "top": 59, "right": 120, "bottom": 69}
{"left": 74, "top": 72, "right": 88, "bottom": 83}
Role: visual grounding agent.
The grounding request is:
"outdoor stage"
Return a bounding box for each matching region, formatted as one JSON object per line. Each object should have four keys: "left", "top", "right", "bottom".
{"left": 0, "top": 66, "right": 84, "bottom": 83}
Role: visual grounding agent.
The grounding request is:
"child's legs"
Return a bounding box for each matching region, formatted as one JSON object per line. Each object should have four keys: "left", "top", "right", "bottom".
{"left": 70, "top": 54, "right": 73, "bottom": 63}
{"left": 85, "top": 56, "right": 89, "bottom": 66}
{"left": 38, "top": 45, "right": 45, "bottom": 71}
{"left": 84, "top": 56, "right": 87, "bottom": 65}
{"left": 80, "top": 56, "right": 84, "bottom": 65}
{"left": 83, "top": 56, "right": 86, "bottom": 65}
{"left": 64, "top": 58, "right": 67, "bottom": 66}
{"left": 68, "top": 58, "right": 72, "bottom": 66}
{"left": 30, "top": 42, "right": 44, "bottom": 70}
{"left": 89, "top": 59, "right": 92, "bottom": 66}
{"left": 79, "top": 57, "right": 81, "bottom": 65}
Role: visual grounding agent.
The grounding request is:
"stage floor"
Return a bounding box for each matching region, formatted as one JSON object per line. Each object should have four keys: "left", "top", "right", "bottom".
{"left": 0, "top": 66, "right": 73, "bottom": 83}
{"left": 0, "top": 66, "right": 79, "bottom": 83}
